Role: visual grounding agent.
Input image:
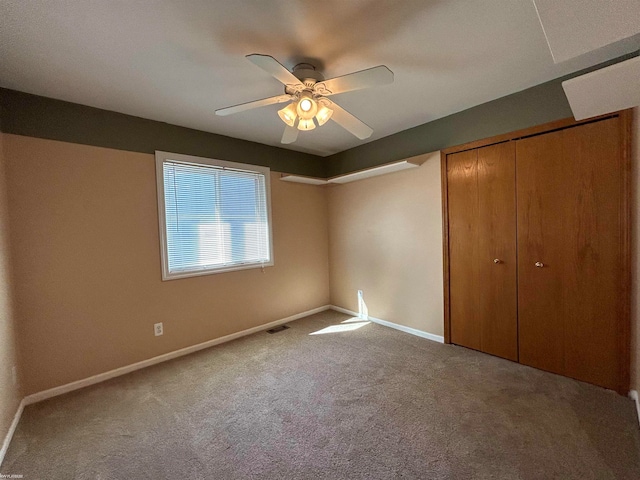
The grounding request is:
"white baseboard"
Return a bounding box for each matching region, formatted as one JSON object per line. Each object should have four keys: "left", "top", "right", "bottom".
{"left": 330, "top": 305, "right": 444, "bottom": 343}
{"left": 0, "top": 398, "right": 25, "bottom": 467}
{"left": 630, "top": 390, "right": 640, "bottom": 427}
{"left": 24, "top": 305, "right": 332, "bottom": 406}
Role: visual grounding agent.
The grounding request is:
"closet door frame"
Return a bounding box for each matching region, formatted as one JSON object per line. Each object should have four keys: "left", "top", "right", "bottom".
{"left": 440, "top": 109, "right": 632, "bottom": 394}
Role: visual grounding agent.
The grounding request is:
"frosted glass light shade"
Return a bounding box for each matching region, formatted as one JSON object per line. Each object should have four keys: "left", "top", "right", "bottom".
{"left": 315, "top": 105, "right": 333, "bottom": 126}
{"left": 299, "top": 99, "right": 312, "bottom": 112}
{"left": 298, "top": 118, "right": 316, "bottom": 131}
{"left": 296, "top": 92, "right": 317, "bottom": 119}
{"left": 277, "top": 103, "right": 298, "bottom": 127}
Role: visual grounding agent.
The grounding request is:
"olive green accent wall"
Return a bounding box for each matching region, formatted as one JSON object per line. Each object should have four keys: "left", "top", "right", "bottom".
{"left": 1, "top": 52, "right": 636, "bottom": 178}
{"left": 325, "top": 52, "right": 639, "bottom": 177}
{"left": 0, "top": 88, "right": 326, "bottom": 177}
{"left": 325, "top": 78, "right": 570, "bottom": 177}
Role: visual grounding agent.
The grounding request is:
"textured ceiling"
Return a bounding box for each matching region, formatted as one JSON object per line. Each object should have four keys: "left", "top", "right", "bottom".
{"left": 533, "top": 0, "right": 640, "bottom": 63}
{"left": 1, "top": 0, "right": 637, "bottom": 156}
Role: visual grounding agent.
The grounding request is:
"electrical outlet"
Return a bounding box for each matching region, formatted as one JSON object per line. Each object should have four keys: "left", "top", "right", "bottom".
{"left": 11, "top": 365, "right": 17, "bottom": 386}
{"left": 154, "top": 322, "right": 163, "bottom": 336}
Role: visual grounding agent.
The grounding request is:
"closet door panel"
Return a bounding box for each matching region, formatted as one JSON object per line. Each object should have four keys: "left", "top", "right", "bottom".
{"left": 448, "top": 150, "right": 481, "bottom": 351}
{"left": 516, "top": 131, "right": 566, "bottom": 375}
{"left": 517, "top": 117, "right": 623, "bottom": 390}
{"left": 477, "top": 142, "right": 518, "bottom": 361}
{"left": 561, "top": 118, "right": 621, "bottom": 390}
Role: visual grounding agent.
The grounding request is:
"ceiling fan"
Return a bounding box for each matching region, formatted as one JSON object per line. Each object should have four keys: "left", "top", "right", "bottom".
{"left": 215, "top": 54, "right": 394, "bottom": 144}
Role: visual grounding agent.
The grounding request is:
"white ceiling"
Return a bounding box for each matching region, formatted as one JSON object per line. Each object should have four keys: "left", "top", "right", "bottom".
{"left": 1, "top": 0, "right": 638, "bottom": 156}
{"left": 533, "top": 0, "right": 640, "bottom": 63}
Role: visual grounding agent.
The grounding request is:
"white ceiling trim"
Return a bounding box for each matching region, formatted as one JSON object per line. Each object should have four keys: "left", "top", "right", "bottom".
{"left": 562, "top": 55, "right": 640, "bottom": 120}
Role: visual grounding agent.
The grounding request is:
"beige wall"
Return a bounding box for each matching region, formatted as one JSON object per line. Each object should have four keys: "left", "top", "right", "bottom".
{"left": 327, "top": 152, "right": 444, "bottom": 336}
{"left": 632, "top": 107, "right": 640, "bottom": 392}
{"left": 4, "top": 134, "right": 330, "bottom": 395}
{"left": 0, "top": 133, "right": 22, "bottom": 446}
{"left": 2, "top": 117, "right": 638, "bottom": 397}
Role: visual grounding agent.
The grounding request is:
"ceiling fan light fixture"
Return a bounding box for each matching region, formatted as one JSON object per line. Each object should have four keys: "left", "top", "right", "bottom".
{"left": 297, "top": 118, "right": 316, "bottom": 131}
{"left": 315, "top": 105, "right": 333, "bottom": 126}
{"left": 277, "top": 102, "right": 298, "bottom": 127}
{"left": 217, "top": 54, "right": 394, "bottom": 145}
{"left": 296, "top": 91, "right": 317, "bottom": 120}
{"left": 300, "top": 98, "right": 312, "bottom": 112}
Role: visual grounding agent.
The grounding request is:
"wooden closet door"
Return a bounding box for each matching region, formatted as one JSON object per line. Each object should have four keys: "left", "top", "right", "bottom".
{"left": 448, "top": 143, "right": 517, "bottom": 360}
{"left": 517, "top": 118, "right": 623, "bottom": 390}
{"left": 516, "top": 131, "right": 566, "bottom": 376}
{"left": 477, "top": 143, "right": 517, "bottom": 361}
{"left": 448, "top": 149, "right": 481, "bottom": 351}
{"left": 561, "top": 119, "right": 622, "bottom": 390}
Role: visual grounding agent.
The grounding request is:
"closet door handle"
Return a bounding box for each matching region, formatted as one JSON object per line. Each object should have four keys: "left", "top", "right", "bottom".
{"left": 493, "top": 259, "right": 501, "bottom": 264}
{"left": 535, "top": 262, "right": 544, "bottom": 268}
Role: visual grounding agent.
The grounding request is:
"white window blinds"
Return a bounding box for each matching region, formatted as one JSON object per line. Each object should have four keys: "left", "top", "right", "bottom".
{"left": 156, "top": 153, "right": 273, "bottom": 279}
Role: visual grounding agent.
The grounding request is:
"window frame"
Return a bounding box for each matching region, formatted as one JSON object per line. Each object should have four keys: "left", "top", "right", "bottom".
{"left": 155, "top": 151, "right": 274, "bottom": 281}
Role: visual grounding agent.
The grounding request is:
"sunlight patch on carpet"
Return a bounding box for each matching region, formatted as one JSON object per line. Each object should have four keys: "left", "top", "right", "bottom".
{"left": 341, "top": 316, "right": 369, "bottom": 324}
{"left": 309, "top": 321, "right": 370, "bottom": 335}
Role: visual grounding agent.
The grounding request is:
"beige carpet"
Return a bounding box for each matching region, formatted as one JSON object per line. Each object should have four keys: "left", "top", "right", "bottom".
{"left": 3, "top": 310, "right": 640, "bottom": 479}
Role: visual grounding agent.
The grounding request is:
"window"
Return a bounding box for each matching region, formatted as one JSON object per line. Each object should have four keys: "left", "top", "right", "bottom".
{"left": 155, "top": 151, "right": 273, "bottom": 280}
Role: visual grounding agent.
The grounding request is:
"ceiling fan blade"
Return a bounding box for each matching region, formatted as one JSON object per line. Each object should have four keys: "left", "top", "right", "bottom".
{"left": 328, "top": 100, "right": 373, "bottom": 140}
{"left": 215, "top": 94, "right": 291, "bottom": 116}
{"left": 246, "top": 54, "right": 304, "bottom": 87}
{"left": 281, "top": 124, "right": 299, "bottom": 144}
{"left": 316, "top": 66, "right": 393, "bottom": 96}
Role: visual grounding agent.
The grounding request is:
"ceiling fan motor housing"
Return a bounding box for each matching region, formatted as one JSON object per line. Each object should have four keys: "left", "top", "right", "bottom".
{"left": 292, "top": 63, "right": 324, "bottom": 87}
